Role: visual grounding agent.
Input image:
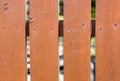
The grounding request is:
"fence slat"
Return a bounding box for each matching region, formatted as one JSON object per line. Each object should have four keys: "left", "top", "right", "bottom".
{"left": 64, "top": 0, "right": 91, "bottom": 81}
{"left": 0, "top": 0, "right": 26, "bottom": 81}
{"left": 96, "top": 0, "right": 120, "bottom": 81}
{"left": 30, "top": 0, "right": 58, "bottom": 81}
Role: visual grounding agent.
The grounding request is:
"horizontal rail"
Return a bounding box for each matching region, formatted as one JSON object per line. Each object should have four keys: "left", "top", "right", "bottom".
{"left": 26, "top": 20, "right": 95, "bottom": 37}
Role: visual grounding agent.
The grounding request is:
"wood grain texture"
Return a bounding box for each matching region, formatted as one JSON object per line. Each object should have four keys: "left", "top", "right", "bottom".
{"left": 0, "top": 0, "right": 26, "bottom": 81}
{"left": 96, "top": 0, "right": 120, "bottom": 81}
{"left": 64, "top": 0, "right": 91, "bottom": 81}
{"left": 30, "top": 0, "right": 58, "bottom": 81}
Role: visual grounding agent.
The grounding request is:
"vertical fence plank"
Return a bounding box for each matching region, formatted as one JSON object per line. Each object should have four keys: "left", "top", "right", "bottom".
{"left": 96, "top": 0, "right": 120, "bottom": 81}
{"left": 30, "top": 0, "right": 58, "bottom": 81}
{"left": 64, "top": 0, "right": 91, "bottom": 81}
{"left": 0, "top": 0, "right": 26, "bottom": 81}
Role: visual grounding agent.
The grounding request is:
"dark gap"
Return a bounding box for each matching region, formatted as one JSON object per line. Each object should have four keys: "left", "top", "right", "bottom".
{"left": 59, "top": 0, "right": 64, "bottom": 81}
{"left": 59, "top": 20, "right": 63, "bottom": 37}
{"left": 28, "top": 68, "right": 30, "bottom": 74}
{"left": 26, "top": 21, "right": 30, "bottom": 36}
{"left": 91, "top": 0, "right": 96, "bottom": 81}
{"left": 26, "top": 0, "right": 30, "bottom": 81}
{"left": 27, "top": 54, "right": 30, "bottom": 58}
{"left": 91, "top": 0, "right": 96, "bottom": 20}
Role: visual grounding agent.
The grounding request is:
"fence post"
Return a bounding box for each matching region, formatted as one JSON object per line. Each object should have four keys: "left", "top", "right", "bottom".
{"left": 96, "top": 0, "right": 120, "bottom": 81}
{"left": 30, "top": 0, "right": 58, "bottom": 81}
{"left": 64, "top": 0, "right": 91, "bottom": 81}
{"left": 0, "top": 0, "right": 26, "bottom": 81}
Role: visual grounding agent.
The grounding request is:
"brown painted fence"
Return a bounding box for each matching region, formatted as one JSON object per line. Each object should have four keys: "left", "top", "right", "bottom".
{"left": 0, "top": 0, "right": 120, "bottom": 81}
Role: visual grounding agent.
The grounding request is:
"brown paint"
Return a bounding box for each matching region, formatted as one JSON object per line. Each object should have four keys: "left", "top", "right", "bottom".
{"left": 96, "top": 0, "right": 120, "bottom": 81}
{"left": 30, "top": 0, "right": 58, "bottom": 81}
{"left": 0, "top": 0, "right": 26, "bottom": 81}
{"left": 64, "top": 0, "right": 91, "bottom": 81}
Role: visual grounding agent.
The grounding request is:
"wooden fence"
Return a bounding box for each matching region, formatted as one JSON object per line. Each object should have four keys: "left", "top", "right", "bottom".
{"left": 0, "top": 0, "right": 120, "bottom": 81}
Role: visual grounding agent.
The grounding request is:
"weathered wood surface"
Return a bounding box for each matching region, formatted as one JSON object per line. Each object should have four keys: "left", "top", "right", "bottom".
{"left": 0, "top": 0, "right": 26, "bottom": 81}
{"left": 64, "top": 0, "right": 91, "bottom": 81}
{"left": 30, "top": 0, "right": 58, "bottom": 81}
{"left": 96, "top": 0, "right": 120, "bottom": 81}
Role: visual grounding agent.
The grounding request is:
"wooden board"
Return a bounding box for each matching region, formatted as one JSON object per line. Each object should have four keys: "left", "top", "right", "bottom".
{"left": 30, "top": 0, "right": 58, "bottom": 81}
{"left": 64, "top": 0, "right": 91, "bottom": 81}
{"left": 96, "top": 0, "right": 120, "bottom": 81}
{"left": 0, "top": 0, "right": 26, "bottom": 81}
